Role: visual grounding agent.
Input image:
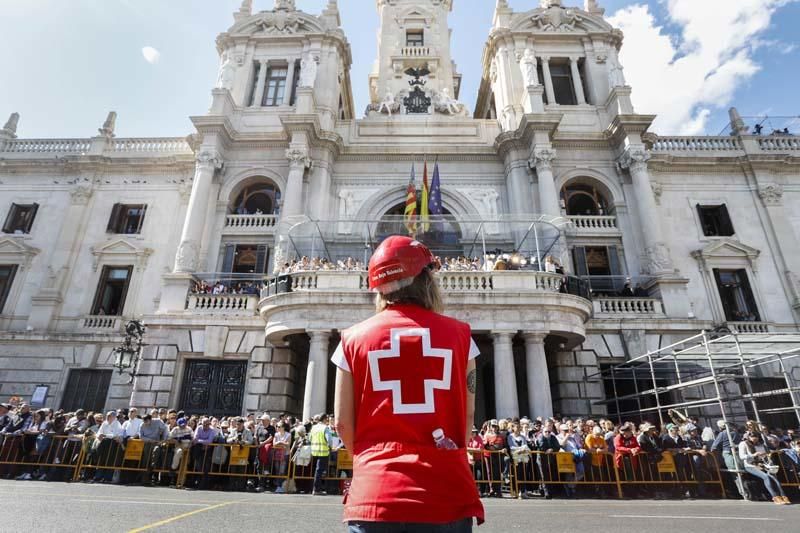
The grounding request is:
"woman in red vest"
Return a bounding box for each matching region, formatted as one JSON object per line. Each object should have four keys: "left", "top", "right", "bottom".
{"left": 333, "top": 236, "right": 485, "bottom": 532}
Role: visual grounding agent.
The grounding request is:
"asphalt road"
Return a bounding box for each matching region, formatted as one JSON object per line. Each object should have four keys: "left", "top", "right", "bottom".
{"left": 1, "top": 480, "right": 798, "bottom": 533}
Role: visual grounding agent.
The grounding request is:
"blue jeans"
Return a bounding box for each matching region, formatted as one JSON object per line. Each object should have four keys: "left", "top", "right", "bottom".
{"left": 313, "top": 455, "right": 329, "bottom": 492}
{"left": 744, "top": 465, "right": 785, "bottom": 498}
{"left": 348, "top": 519, "right": 472, "bottom": 533}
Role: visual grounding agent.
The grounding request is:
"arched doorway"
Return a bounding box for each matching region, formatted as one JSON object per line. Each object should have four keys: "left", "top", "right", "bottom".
{"left": 229, "top": 180, "right": 281, "bottom": 215}
{"left": 560, "top": 179, "right": 613, "bottom": 216}
{"left": 375, "top": 202, "right": 463, "bottom": 257}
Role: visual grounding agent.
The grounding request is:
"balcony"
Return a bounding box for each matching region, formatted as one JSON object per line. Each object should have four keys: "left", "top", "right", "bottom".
{"left": 81, "top": 315, "right": 123, "bottom": 332}
{"left": 593, "top": 297, "right": 665, "bottom": 317}
{"left": 568, "top": 215, "right": 619, "bottom": 235}
{"left": 222, "top": 214, "right": 278, "bottom": 235}
{"left": 401, "top": 46, "right": 433, "bottom": 58}
{"left": 725, "top": 321, "right": 772, "bottom": 334}
{"left": 187, "top": 294, "right": 259, "bottom": 315}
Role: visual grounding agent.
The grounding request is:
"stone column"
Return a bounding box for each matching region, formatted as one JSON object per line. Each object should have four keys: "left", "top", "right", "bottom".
{"left": 523, "top": 332, "right": 553, "bottom": 418}
{"left": 569, "top": 56, "right": 587, "bottom": 105}
{"left": 506, "top": 159, "right": 531, "bottom": 215}
{"left": 618, "top": 148, "right": 673, "bottom": 275}
{"left": 757, "top": 184, "right": 800, "bottom": 319}
{"left": 492, "top": 331, "right": 519, "bottom": 418}
{"left": 284, "top": 58, "right": 297, "bottom": 105}
{"left": 530, "top": 147, "right": 561, "bottom": 216}
{"left": 252, "top": 60, "right": 268, "bottom": 107}
{"left": 282, "top": 146, "right": 311, "bottom": 218}
{"left": 540, "top": 56, "right": 556, "bottom": 105}
{"left": 302, "top": 330, "right": 331, "bottom": 422}
{"left": 174, "top": 150, "right": 223, "bottom": 273}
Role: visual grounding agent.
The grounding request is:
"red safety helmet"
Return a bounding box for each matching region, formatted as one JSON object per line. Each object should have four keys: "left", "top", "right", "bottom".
{"left": 368, "top": 235, "right": 435, "bottom": 294}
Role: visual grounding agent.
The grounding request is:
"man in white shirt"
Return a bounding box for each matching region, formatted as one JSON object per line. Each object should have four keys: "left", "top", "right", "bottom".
{"left": 123, "top": 408, "right": 143, "bottom": 439}
{"left": 93, "top": 411, "right": 124, "bottom": 483}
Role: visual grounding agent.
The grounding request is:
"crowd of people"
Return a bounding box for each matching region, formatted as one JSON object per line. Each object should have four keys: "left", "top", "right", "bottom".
{"left": 192, "top": 280, "right": 263, "bottom": 295}
{"left": 1, "top": 401, "right": 796, "bottom": 503}
{"left": 275, "top": 256, "right": 366, "bottom": 275}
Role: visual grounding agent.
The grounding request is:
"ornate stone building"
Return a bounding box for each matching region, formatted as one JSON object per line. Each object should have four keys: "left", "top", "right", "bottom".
{"left": 0, "top": 0, "right": 798, "bottom": 424}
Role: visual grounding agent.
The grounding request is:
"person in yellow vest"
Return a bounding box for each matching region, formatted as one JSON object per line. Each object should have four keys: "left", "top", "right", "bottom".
{"left": 310, "top": 413, "right": 333, "bottom": 495}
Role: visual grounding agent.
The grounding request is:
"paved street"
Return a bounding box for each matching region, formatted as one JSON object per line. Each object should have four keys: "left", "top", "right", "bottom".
{"left": 1, "top": 480, "right": 798, "bottom": 533}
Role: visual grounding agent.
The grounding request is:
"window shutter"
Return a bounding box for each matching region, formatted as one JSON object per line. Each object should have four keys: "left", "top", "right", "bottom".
{"left": 222, "top": 244, "right": 236, "bottom": 273}
{"left": 572, "top": 247, "right": 588, "bottom": 277}
{"left": 2, "top": 204, "right": 17, "bottom": 233}
{"left": 137, "top": 205, "right": 148, "bottom": 234}
{"left": 607, "top": 246, "right": 622, "bottom": 276}
{"left": 26, "top": 203, "right": 39, "bottom": 233}
{"left": 106, "top": 204, "right": 122, "bottom": 233}
{"left": 255, "top": 245, "right": 269, "bottom": 274}
{"left": 738, "top": 270, "right": 761, "bottom": 321}
{"left": 695, "top": 204, "right": 709, "bottom": 236}
{"left": 720, "top": 204, "right": 734, "bottom": 236}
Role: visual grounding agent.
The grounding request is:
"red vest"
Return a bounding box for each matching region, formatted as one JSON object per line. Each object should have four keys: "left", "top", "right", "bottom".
{"left": 338, "top": 304, "right": 484, "bottom": 525}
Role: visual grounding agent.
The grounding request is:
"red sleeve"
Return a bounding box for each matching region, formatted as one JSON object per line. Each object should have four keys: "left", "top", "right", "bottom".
{"left": 614, "top": 435, "right": 634, "bottom": 453}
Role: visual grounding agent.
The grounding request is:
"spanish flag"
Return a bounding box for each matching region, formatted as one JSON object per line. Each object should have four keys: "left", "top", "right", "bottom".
{"left": 404, "top": 163, "right": 417, "bottom": 234}
{"left": 420, "top": 159, "right": 430, "bottom": 233}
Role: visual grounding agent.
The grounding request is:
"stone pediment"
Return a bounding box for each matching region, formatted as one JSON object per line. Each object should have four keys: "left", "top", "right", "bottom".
{"left": 90, "top": 239, "right": 153, "bottom": 272}
{"left": 231, "top": 9, "right": 324, "bottom": 35}
{"left": 693, "top": 239, "right": 760, "bottom": 261}
{"left": 510, "top": 6, "right": 613, "bottom": 34}
{"left": 0, "top": 237, "right": 40, "bottom": 270}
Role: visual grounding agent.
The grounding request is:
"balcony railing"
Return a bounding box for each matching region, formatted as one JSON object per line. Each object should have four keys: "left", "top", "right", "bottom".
{"left": 187, "top": 294, "right": 258, "bottom": 314}
{"left": 112, "top": 137, "right": 191, "bottom": 153}
{"left": 401, "top": 46, "right": 432, "bottom": 57}
{"left": 568, "top": 215, "right": 618, "bottom": 232}
{"left": 593, "top": 298, "right": 664, "bottom": 316}
{"left": 726, "top": 321, "right": 772, "bottom": 334}
{"left": 758, "top": 136, "right": 800, "bottom": 151}
{"left": 223, "top": 214, "right": 278, "bottom": 233}
{"left": 2, "top": 138, "right": 91, "bottom": 154}
{"left": 81, "top": 315, "right": 122, "bottom": 330}
{"left": 649, "top": 136, "right": 743, "bottom": 152}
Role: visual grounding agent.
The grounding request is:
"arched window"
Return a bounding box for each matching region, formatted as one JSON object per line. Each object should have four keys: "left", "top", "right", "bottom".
{"left": 376, "top": 203, "right": 462, "bottom": 256}
{"left": 560, "top": 181, "right": 612, "bottom": 216}
{"left": 230, "top": 181, "right": 281, "bottom": 215}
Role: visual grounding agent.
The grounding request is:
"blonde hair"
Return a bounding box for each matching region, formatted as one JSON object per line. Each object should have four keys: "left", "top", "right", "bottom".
{"left": 375, "top": 268, "right": 443, "bottom": 314}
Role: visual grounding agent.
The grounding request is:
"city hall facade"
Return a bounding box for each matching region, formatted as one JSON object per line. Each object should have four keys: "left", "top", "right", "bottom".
{"left": 0, "top": 0, "right": 798, "bottom": 425}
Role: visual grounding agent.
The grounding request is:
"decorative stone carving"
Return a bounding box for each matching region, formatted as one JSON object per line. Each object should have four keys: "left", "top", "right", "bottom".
{"left": 274, "top": 0, "right": 296, "bottom": 10}
{"left": 298, "top": 52, "right": 318, "bottom": 88}
{"left": 98, "top": 111, "right": 117, "bottom": 138}
{"left": 239, "top": 0, "right": 253, "bottom": 16}
{"left": 758, "top": 183, "right": 783, "bottom": 206}
{"left": 643, "top": 243, "right": 673, "bottom": 275}
{"left": 489, "top": 59, "right": 498, "bottom": 83}
{"left": 594, "top": 53, "right": 607, "bottom": 64}
{"left": 519, "top": 48, "right": 539, "bottom": 87}
{"left": 432, "top": 88, "right": 466, "bottom": 116}
{"left": 651, "top": 181, "right": 663, "bottom": 206}
{"left": 215, "top": 53, "right": 237, "bottom": 91}
{"left": 376, "top": 90, "right": 401, "bottom": 116}
{"left": 255, "top": 10, "right": 302, "bottom": 34}
{"left": 285, "top": 147, "right": 311, "bottom": 169}
{"left": 70, "top": 184, "right": 93, "bottom": 205}
{"left": 175, "top": 240, "right": 199, "bottom": 273}
{"left": 618, "top": 148, "right": 650, "bottom": 174}
{"left": 2, "top": 112, "right": 19, "bottom": 137}
{"left": 530, "top": 147, "right": 557, "bottom": 171}
{"left": 608, "top": 54, "right": 626, "bottom": 88}
{"left": 530, "top": 5, "right": 583, "bottom": 32}
{"left": 196, "top": 150, "right": 223, "bottom": 170}
{"left": 465, "top": 189, "right": 500, "bottom": 231}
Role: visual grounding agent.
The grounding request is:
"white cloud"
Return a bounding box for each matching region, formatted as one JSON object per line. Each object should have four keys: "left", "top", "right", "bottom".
{"left": 141, "top": 46, "right": 161, "bottom": 65}
{"left": 608, "top": 0, "right": 797, "bottom": 134}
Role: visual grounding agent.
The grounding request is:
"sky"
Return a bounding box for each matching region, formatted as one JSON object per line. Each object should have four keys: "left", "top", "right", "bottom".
{"left": 0, "top": 0, "right": 798, "bottom": 139}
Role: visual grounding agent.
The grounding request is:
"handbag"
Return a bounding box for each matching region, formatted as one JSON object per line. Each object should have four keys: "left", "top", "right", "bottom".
{"left": 292, "top": 444, "right": 312, "bottom": 467}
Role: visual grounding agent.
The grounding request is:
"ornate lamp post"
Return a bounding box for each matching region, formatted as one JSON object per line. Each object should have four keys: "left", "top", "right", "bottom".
{"left": 113, "top": 319, "right": 146, "bottom": 384}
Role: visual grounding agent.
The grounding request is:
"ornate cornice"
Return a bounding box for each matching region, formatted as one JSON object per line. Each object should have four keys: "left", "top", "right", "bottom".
{"left": 617, "top": 147, "right": 650, "bottom": 174}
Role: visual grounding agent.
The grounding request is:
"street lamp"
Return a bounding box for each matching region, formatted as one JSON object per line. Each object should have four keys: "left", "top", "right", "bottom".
{"left": 113, "top": 319, "right": 146, "bottom": 383}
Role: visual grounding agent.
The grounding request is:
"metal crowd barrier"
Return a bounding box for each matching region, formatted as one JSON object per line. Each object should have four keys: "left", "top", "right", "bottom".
{"left": 179, "top": 442, "right": 292, "bottom": 490}
{"left": 512, "top": 450, "right": 624, "bottom": 499}
{"left": 769, "top": 451, "right": 800, "bottom": 489}
{"left": 613, "top": 451, "right": 726, "bottom": 497}
{"left": 0, "top": 434, "right": 85, "bottom": 481}
{"left": 290, "top": 448, "right": 352, "bottom": 494}
{"left": 467, "top": 448, "right": 514, "bottom": 497}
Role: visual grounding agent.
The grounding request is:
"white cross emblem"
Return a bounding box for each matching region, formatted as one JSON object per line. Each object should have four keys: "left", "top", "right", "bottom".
{"left": 368, "top": 328, "right": 453, "bottom": 415}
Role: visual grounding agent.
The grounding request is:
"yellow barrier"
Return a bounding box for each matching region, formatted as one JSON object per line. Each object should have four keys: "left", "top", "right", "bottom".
{"left": 467, "top": 448, "right": 514, "bottom": 497}
{"left": 615, "top": 451, "right": 726, "bottom": 498}
{"left": 511, "top": 451, "right": 623, "bottom": 499}
{"left": 0, "top": 434, "right": 85, "bottom": 481}
{"left": 180, "top": 442, "right": 291, "bottom": 491}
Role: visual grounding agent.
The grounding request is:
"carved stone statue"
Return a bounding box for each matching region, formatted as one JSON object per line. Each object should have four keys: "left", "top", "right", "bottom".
{"left": 608, "top": 54, "right": 626, "bottom": 88}
{"left": 216, "top": 53, "right": 237, "bottom": 91}
{"left": 520, "top": 48, "right": 539, "bottom": 87}
{"left": 175, "top": 241, "right": 199, "bottom": 273}
{"left": 98, "top": 111, "right": 117, "bottom": 137}
{"left": 274, "top": 0, "right": 296, "bottom": 10}
{"left": 377, "top": 90, "right": 400, "bottom": 116}
{"left": 298, "top": 52, "right": 318, "bottom": 88}
{"left": 239, "top": 0, "right": 253, "bottom": 15}
{"left": 489, "top": 59, "right": 498, "bottom": 83}
{"left": 2, "top": 112, "right": 19, "bottom": 136}
{"left": 433, "top": 88, "right": 465, "bottom": 115}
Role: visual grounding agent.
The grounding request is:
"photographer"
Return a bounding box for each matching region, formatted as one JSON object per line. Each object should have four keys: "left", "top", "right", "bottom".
{"left": 738, "top": 432, "right": 789, "bottom": 505}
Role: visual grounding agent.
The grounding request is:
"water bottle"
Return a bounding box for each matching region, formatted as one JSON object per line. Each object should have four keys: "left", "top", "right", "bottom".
{"left": 432, "top": 428, "right": 458, "bottom": 449}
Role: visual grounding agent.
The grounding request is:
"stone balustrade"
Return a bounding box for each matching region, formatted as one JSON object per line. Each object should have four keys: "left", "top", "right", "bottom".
{"left": 649, "top": 136, "right": 742, "bottom": 152}
{"left": 593, "top": 298, "right": 664, "bottom": 316}
{"left": 401, "top": 46, "right": 432, "bottom": 57}
{"left": 223, "top": 214, "right": 278, "bottom": 233}
{"left": 112, "top": 137, "right": 191, "bottom": 153}
{"left": 187, "top": 294, "right": 258, "bottom": 313}
{"left": 726, "top": 321, "right": 772, "bottom": 334}
{"left": 81, "top": 315, "right": 121, "bottom": 330}
{"left": 568, "top": 215, "right": 618, "bottom": 232}
{"left": 1, "top": 138, "right": 92, "bottom": 154}
{"left": 758, "top": 136, "right": 800, "bottom": 151}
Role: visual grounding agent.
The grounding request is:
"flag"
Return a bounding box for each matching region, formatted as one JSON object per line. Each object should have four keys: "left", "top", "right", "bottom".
{"left": 420, "top": 159, "right": 430, "bottom": 232}
{"left": 404, "top": 163, "right": 418, "bottom": 234}
{"left": 429, "top": 161, "right": 444, "bottom": 232}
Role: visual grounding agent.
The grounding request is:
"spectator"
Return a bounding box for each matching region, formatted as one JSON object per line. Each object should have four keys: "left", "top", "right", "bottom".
{"left": 309, "top": 414, "right": 332, "bottom": 496}
{"left": 483, "top": 421, "right": 505, "bottom": 498}
{"left": 190, "top": 417, "right": 218, "bottom": 490}
{"left": 92, "top": 411, "right": 124, "bottom": 483}
{"left": 614, "top": 423, "right": 640, "bottom": 496}
{"left": 738, "top": 432, "right": 789, "bottom": 505}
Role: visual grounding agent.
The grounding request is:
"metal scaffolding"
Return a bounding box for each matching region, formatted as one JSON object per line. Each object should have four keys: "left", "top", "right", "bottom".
{"left": 586, "top": 330, "right": 800, "bottom": 430}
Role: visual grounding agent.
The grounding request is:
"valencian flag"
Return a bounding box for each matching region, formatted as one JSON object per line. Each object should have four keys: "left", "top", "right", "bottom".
{"left": 420, "top": 159, "right": 430, "bottom": 232}
{"left": 429, "top": 160, "right": 444, "bottom": 232}
{"left": 404, "top": 163, "right": 418, "bottom": 234}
